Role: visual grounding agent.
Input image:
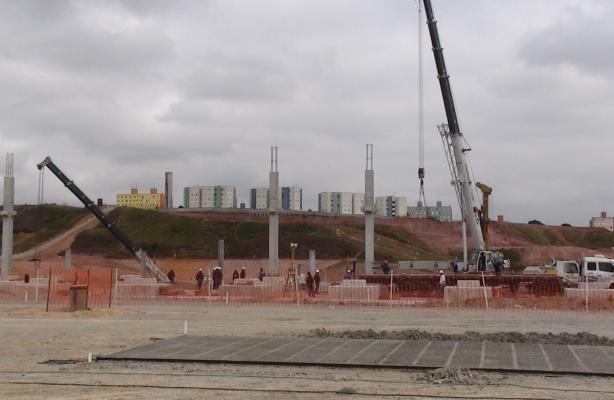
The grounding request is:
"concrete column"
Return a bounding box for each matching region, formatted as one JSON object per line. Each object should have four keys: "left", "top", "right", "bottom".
{"left": 268, "top": 213, "right": 279, "bottom": 274}
{"left": 164, "top": 171, "right": 173, "bottom": 209}
{"left": 309, "top": 250, "right": 316, "bottom": 274}
{"left": 1, "top": 154, "right": 16, "bottom": 280}
{"left": 217, "top": 239, "right": 224, "bottom": 269}
{"left": 63, "top": 248, "right": 72, "bottom": 269}
{"left": 364, "top": 145, "right": 374, "bottom": 274}
{"left": 268, "top": 147, "right": 279, "bottom": 275}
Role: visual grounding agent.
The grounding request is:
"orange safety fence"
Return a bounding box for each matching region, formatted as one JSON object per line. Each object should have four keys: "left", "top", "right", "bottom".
{"left": 45, "top": 267, "right": 114, "bottom": 312}
{"left": 2, "top": 267, "right": 614, "bottom": 313}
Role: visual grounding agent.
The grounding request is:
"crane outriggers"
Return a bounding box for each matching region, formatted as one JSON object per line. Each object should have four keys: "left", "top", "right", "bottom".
{"left": 423, "top": 0, "right": 506, "bottom": 272}
{"left": 37, "top": 156, "right": 170, "bottom": 282}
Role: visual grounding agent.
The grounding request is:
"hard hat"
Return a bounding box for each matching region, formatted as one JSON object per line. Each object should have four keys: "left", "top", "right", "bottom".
{"left": 316, "top": 269, "right": 320, "bottom": 272}
{"left": 439, "top": 270, "right": 444, "bottom": 274}
{"left": 199, "top": 268, "right": 202, "bottom": 271}
{"left": 242, "top": 266, "right": 246, "bottom": 269}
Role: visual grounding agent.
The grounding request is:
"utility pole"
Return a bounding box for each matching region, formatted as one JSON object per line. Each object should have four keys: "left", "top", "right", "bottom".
{"left": 364, "top": 145, "right": 375, "bottom": 274}
{"left": 1, "top": 153, "right": 16, "bottom": 280}
{"left": 268, "top": 147, "right": 279, "bottom": 274}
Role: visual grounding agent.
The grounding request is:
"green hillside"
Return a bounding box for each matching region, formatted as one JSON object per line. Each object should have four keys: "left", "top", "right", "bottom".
{"left": 0, "top": 205, "right": 88, "bottom": 253}
{"left": 71, "top": 208, "right": 444, "bottom": 260}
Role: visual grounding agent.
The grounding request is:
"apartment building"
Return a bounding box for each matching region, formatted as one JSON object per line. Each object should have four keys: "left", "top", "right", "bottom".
{"left": 407, "top": 200, "right": 453, "bottom": 222}
{"left": 375, "top": 196, "right": 407, "bottom": 217}
{"left": 117, "top": 187, "right": 166, "bottom": 210}
{"left": 590, "top": 212, "right": 614, "bottom": 232}
{"left": 281, "top": 185, "right": 302, "bottom": 211}
{"left": 183, "top": 185, "right": 237, "bottom": 209}
{"left": 318, "top": 192, "right": 363, "bottom": 215}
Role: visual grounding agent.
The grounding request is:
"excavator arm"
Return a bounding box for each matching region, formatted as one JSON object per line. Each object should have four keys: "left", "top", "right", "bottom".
{"left": 475, "top": 182, "right": 492, "bottom": 248}
{"left": 37, "top": 156, "right": 169, "bottom": 282}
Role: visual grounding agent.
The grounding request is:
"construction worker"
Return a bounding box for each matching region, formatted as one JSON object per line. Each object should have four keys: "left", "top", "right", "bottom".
{"left": 232, "top": 269, "right": 239, "bottom": 282}
{"left": 306, "top": 272, "right": 315, "bottom": 297}
{"left": 439, "top": 270, "right": 446, "bottom": 294}
{"left": 195, "top": 268, "right": 205, "bottom": 289}
{"left": 344, "top": 269, "right": 352, "bottom": 280}
{"left": 382, "top": 260, "right": 391, "bottom": 274}
{"left": 240, "top": 266, "right": 246, "bottom": 279}
{"left": 167, "top": 269, "right": 176, "bottom": 284}
{"left": 257, "top": 268, "right": 266, "bottom": 281}
{"left": 314, "top": 269, "right": 321, "bottom": 294}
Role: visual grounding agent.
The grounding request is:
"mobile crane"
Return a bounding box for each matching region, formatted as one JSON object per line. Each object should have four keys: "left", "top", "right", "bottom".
{"left": 37, "top": 156, "right": 170, "bottom": 282}
{"left": 423, "top": 0, "right": 505, "bottom": 272}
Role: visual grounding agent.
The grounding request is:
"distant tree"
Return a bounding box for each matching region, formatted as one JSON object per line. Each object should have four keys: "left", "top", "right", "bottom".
{"left": 528, "top": 219, "right": 544, "bottom": 225}
{"left": 561, "top": 223, "right": 572, "bottom": 227}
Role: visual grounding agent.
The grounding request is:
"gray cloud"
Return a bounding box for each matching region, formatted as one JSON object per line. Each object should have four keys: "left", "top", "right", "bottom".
{"left": 1, "top": 0, "right": 613, "bottom": 227}
{"left": 519, "top": 5, "right": 614, "bottom": 77}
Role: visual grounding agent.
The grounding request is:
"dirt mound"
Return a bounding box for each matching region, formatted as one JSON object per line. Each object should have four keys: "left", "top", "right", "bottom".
{"left": 306, "top": 328, "right": 614, "bottom": 346}
{"left": 421, "top": 368, "right": 489, "bottom": 385}
{"left": 2, "top": 307, "right": 143, "bottom": 319}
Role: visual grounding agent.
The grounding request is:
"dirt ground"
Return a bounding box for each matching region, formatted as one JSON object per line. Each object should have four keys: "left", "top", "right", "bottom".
{"left": 0, "top": 304, "right": 613, "bottom": 399}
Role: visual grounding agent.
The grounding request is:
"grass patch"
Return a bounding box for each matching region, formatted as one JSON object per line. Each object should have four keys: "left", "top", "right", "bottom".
{"left": 3, "top": 205, "right": 89, "bottom": 253}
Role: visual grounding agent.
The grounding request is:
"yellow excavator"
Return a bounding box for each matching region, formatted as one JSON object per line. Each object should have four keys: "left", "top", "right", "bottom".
{"left": 475, "top": 182, "right": 492, "bottom": 248}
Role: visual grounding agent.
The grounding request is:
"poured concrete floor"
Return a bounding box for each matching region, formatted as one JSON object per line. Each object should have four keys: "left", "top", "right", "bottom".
{"left": 102, "top": 335, "right": 614, "bottom": 375}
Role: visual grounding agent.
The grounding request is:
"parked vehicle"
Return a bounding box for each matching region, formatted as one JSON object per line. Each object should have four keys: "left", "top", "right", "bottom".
{"left": 580, "top": 255, "right": 614, "bottom": 282}
{"left": 526, "top": 256, "right": 613, "bottom": 284}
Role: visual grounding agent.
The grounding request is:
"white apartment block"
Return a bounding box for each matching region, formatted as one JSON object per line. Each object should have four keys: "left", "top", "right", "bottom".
{"left": 375, "top": 197, "right": 387, "bottom": 216}
{"left": 318, "top": 192, "right": 364, "bottom": 215}
{"left": 183, "top": 185, "right": 237, "bottom": 209}
{"left": 395, "top": 197, "right": 408, "bottom": 217}
{"left": 375, "top": 196, "right": 408, "bottom": 217}
{"left": 201, "top": 186, "right": 215, "bottom": 208}
{"left": 352, "top": 193, "right": 364, "bottom": 215}
{"left": 184, "top": 186, "right": 202, "bottom": 208}
{"left": 318, "top": 192, "right": 333, "bottom": 213}
{"left": 339, "top": 192, "right": 354, "bottom": 215}
{"left": 219, "top": 185, "right": 236, "bottom": 208}
{"left": 285, "top": 185, "right": 302, "bottom": 211}
{"left": 590, "top": 212, "right": 614, "bottom": 232}
{"left": 250, "top": 187, "right": 269, "bottom": 209}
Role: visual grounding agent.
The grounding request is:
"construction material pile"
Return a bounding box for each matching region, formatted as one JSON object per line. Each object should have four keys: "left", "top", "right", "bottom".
{"left": 306, "top": 328, "right": 614, "bottom": 346}
{"left": 421, "top": 368, "right": 489, "bottom": 385}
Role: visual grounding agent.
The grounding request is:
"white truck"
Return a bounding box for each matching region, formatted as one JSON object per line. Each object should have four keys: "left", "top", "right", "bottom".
{"left": 580, "top": 255, "right": 614, "bottom": 283}
{"left": 526, "top": 255, "right": 614, "bottom": 285}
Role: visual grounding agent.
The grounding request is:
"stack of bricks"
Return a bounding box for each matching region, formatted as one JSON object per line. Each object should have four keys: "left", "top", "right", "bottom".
{"left": 564, "top": 288, "right": 614, "bottom": 300}
{"left": 328, "top": 279, "right": 380, "bottom": 302}
{"left": 444, "top": 280, "right": 491, "bottom": 306}
{"left": 116, "top": 275, "right": 162, "bottom": 299}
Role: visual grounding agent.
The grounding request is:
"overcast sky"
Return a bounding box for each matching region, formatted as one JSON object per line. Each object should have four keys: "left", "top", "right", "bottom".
{"left": 1, "top": 0, "right": 613, "bottom": 226}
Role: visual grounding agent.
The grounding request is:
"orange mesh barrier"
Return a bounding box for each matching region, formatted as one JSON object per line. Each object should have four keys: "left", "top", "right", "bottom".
{"left": 46, "top": 267, "right": 114, "bottom": 312}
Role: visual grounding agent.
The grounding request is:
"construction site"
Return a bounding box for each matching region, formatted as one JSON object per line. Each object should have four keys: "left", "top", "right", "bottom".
{"left": 1, "top": 1, "right": 614, "bottom": 399}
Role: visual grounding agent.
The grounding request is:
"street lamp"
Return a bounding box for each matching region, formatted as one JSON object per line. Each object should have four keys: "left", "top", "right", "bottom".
{"left": 290, "top": 242, "right": 298, "bottom": 305}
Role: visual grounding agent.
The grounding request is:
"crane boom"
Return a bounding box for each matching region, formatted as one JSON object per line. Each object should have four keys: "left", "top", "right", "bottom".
{"left": 422, "top": 0, "right": 485, "bottom": 251}
{"left": 37, "top": 156, "right": 169, "bottom": 282}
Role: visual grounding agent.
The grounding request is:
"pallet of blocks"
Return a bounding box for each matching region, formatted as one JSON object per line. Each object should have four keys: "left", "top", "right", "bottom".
{"left": 445, "top": 281, "right": 492, "bottom": 306}
{"left": 328, "top": 279, "right": 380, "bottom": 302}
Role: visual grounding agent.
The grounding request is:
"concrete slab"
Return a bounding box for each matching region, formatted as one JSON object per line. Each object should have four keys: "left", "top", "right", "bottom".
{"left": 100, "top": 335, "right": 614, "bottom": 376}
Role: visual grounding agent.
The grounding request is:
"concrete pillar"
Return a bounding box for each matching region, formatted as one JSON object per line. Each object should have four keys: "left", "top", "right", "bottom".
{"left": 268, "top": 147, "right": 279, "bottom": 274}
{"left": 164, "top": 171, "right": 173, "bottom": 209}
{"left": 63, "top": 248, "right": 72, "bottom": 269}
{"left": 1, "top": 153, "right": 16, "bottom": 280}
{"left": 364, "top": 145, "right": 374, "bottom": 274}
{"left": 309, "top": 250, "right": 316, "bottom": 274}
{"left": 217, "top": 239, "right": 224, "bottom": 269}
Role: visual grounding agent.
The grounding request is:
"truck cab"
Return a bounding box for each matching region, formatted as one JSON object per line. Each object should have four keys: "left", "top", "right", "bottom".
{"left": 467, "top": 250, "right": 509, "bottom": 272}
{"left": 580, "top": 255, "right": 614, "bottom": 282}
{"left": 547, "top": 260, "right": 580, "bottom": 282}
